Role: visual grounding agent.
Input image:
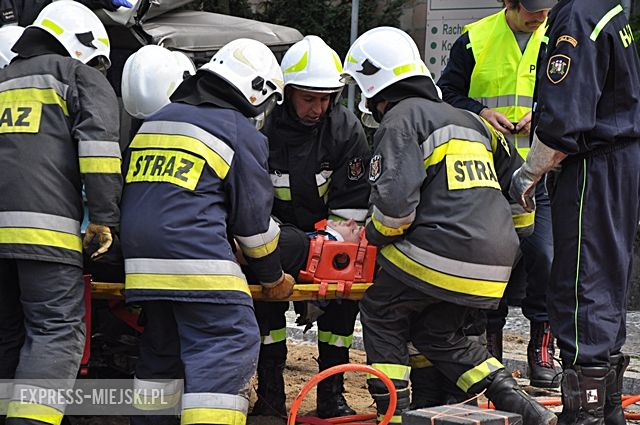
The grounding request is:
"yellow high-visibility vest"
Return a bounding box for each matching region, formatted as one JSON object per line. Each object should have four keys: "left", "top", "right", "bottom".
{"left": 465, "top": 10, "right": 547, "bottom": 158}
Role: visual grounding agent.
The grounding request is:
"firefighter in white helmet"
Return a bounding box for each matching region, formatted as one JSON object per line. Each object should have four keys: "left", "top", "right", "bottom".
{"left": 251, "top": 35, "right": 370, "bottom": 419}
{"left": 120, "top": 38, "right": 295, "bottom": 425}
{"left": 342, "top": 27, "right": 555, "bottom": 424}
{"left": 0, "top": 25, "right": 23, "bottom": 67}
{"left": 0, "top": 2, "right": 122, "bottom": 424}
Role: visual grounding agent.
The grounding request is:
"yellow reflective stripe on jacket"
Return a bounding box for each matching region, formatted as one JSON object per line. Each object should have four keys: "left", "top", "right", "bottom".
{"left": 235, "top": 218, "right": 280, "bottom": 259}
{"left": 125, "top": 258, "right": 249, "bottom": 295}
{"left": 424, "top": 139, "right": 493, "bottom": 170}
{"left": 466, "top": 10, "right": 545, "bottom": 159}
{"left": 456, "top": 357, "right": 504, "bottom": 392}
{"left": 0, "top": 228, "right": 82, "bottom": 252}
{"left": 79, "top": 157, "right": 122, "bottom": 174}
{"left": 181, "top": 408, "right": 246, "bottom": 425}
{"left": 371, "top": 206, "right": 415, "bottom": 236}
{"left": 6, "top": 401, "right": 63, "bottom": 425}
{"left": 422, "top": 124, "right": 491, "bottom": 162}
{"left": 261, "top": 327, "right": 286, "bottom": 345}
{"left": 0, "top": 88, "right": 68, "bottom": 116}
{"left": 381, "top": 244, "right": 508, "bottom": 299}
{"left": 409, "top": 354, "right": 433, "bottom": 369}
{"left": 378, "top": 414, "right": 402, "bottom": 424}
{"left": 371, "top": 214, "right": 410, "bottom": 237}
{"left": 318, "top": 330, "right": 353, "bottom": 348}
{"left": 590, "top": 4, "right": 623, "bottom": 41}
{"left": 368, "top": 363, "right": 410, "bottom": 382}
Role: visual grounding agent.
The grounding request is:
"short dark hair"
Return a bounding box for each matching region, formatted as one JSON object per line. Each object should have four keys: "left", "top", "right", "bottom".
{"left": 501, "top": 0, "right": 520, "bottom": 9}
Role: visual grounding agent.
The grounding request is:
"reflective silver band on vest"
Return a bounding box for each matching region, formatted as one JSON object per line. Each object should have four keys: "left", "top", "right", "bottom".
{"left": 421, "top": 124, "right": 492, "bottom": 160}
{"left": 0, "top": 74, "right": 69, "bottom": 100}
{"left": 138, "top": 121, "right": 235, "bottom": 166}
{"left": 315, "top": 171, "right": 333, "bottom": 186}
{"left": 393, "top": 240, "right": 512, "bottom": 282}
{"left": 235, "top": 218, "right": 280, "bottom": 248}
{"left": 181, "top": 393, "right": 249, "bottom": 413}
{"left": 372, "top": 206, "right": 415, "bottom": 228}
{"left": 125, "top": 258, "right": 245, "bottom": 278}
{"left": 329, "top": 208, "right": 369, "bottom": 222}
{"left": 0, "top": 211, "right": 80, "bottom": 235}
{"left": 78, "top": 140, "right": 122, "bottom": 158}
{"left": 473, "top": 94, "right": 534, "bottom": 109}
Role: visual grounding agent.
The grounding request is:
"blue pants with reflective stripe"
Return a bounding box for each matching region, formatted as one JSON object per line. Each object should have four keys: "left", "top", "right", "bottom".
{"left": 548, "top": 142, "right": 640, "bottom": 365}
{"left": 134, "top": 301, "right": 260, "bottom": 404}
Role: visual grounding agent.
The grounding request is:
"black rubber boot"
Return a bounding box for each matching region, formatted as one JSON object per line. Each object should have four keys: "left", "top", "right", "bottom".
{"left": 528, "top": 321, "right": 560, "bottom": 388}
{"left": 604, "top": 353, "right": 630, "bottom": 425}
{"left": 485, "top": 369, "right": 558, "bottom": 425}
{"left": 368, "top": 378, "right": 410, "bottom": 424}
{"left": 486, "top": 329, "right": 503, "bottom": 363}
{"left": 250, "top": 360, "right": 286, "bottom": 417}
{"left": 316, "top": 373, "right": 356, "bottom": 418}
{"left": 558, "top": 366, "right": 608, "bottom": 425}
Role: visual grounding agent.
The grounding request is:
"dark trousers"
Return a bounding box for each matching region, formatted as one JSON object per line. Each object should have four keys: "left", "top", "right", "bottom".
{"left": 548, "top": 142, "right": 640, "bottom": 365}
{"left": 361, "top": 270, "right": 502, "bottom": 394}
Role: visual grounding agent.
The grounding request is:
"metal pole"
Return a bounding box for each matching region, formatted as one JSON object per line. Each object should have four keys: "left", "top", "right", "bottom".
{"left": 347, "top": 0, "right": 359, "bottom": 112}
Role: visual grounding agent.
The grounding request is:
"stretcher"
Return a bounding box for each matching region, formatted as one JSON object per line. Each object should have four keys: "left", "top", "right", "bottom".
{"left": 90, "top": 281, "right": 373, "bottom": 301}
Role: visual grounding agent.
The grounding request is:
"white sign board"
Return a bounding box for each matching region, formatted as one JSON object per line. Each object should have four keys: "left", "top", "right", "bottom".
{"left": 425, "top": 0, "right": 502, "bottom": 80}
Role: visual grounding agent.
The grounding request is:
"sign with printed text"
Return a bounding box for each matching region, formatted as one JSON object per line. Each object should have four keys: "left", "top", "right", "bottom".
{"left": 425, "top": 0, "right": 502, "bottom": 80}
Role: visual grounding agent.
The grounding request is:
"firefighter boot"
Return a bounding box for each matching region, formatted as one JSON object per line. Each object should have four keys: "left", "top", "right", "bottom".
{"left": 410, "top": 364, "right": 474, "bottom": 409}
{"left": 316, "top": 373, "right": 356, "bottom": 418}
{"left": 528, "top": 321, "right": 560, "bottom": 388}
{"left": 604, "top": 353, "right": 630, "bottom": 425}
{"left": 558, "top": 366, "right": 608, "bottom": 425}
{"left": 250, "top": 360, "right": 286, "bottom": 417}
{"left": 485, "top": 369, "right": 558, "bottom": 425}
{"left": 368, "top": 378, "right": 411, "bottom": 424}
{"left": 486, "top": 329, "right": 503, "bottom": 363}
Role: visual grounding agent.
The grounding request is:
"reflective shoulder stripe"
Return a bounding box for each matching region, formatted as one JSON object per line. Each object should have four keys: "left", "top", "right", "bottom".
{"left": 0, "top": 88, "right": 68, "bottom": 116}
{"left": 135, "top": 121, "right": 234, "bottom": 179}
{"left": 328, "top": 208, "right": 369, "bottom": 222}
{"left": 590, "top": 4, "right": 624, "bottom": 41}
{"left": 0, "top": 211, "right": 80, "bottom": 235}
{"left": 79, "top": 158, "right": 122, "bottom": 174}
{"left": 182, "top": 392, "right": 249, "bottom": 413}
{"left": 424, "top": 139, "right": 493, "bottom": 169}
{"left": 456, "top": 357, "right": 504, "bottom": 392}
{"left": 78, "top": 140, "right": 122, "bottom": 158}
{"left": 235, "top": 218, "right": 280, "bottom": 259}
{"left": 422, "top": 124, "right": 491, "bottom": 162}
{"left": 393, "top": 240, "right": 511, "bottom": 282}
{"left": 6, "top": 401, "right": 63, "bottom": 425}
{"left": 367, "top": 363, "right": 410, "bottom": 382}
{"left": 0, "top": 74, "right": 69, "bottom": 100}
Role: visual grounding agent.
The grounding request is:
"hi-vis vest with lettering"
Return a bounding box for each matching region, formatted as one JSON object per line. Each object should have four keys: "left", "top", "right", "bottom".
{"left": 120, "top": 103, "right": 283, "bottom": 305}
{"left": 466, "top": 10, "right": 547, "bottom": 158}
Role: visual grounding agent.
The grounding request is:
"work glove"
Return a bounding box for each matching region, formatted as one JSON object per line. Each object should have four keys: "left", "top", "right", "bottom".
{"left": 83, "top": 224, "right": 113, "bottom": 259}
{"left": 262, "top": 273, "right": 295, "bottom": 300}
{"left": 112, "top": 0, "right": 133, "bottom": 8}
{"left": 509, "top": 134, "right": 567, "bottom": 212}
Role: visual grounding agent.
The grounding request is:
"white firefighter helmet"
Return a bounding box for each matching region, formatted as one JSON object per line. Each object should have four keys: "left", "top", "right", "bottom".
{"left": 122, "top": 45, "right": 196, "bottom": 119}
{"left": 200, "top": 38, "right": 284, "bottom": 107}
{"left": 30, "top": 0, "right": 111, "bottom": 67}
{"left": 0, "top": 26, "right": 24, "bottom": 68}
{"left": 358, "top": 96, "right": 379, "bottom": 129}
{"left": 342, "top": 27, "right": 430, "bottom": 98}
{"left": 281, "top": 35, "right": 344, "bottom": 93}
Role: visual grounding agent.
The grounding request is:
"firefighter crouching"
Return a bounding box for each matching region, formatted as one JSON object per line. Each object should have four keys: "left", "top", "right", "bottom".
{"left": 120, "top": 39, "right": 295, "bottom": 425}
{"left": 0, "top": 2, "right": 122, "bottom": 424}
{"left": 341, "top": 27, "right": 556, "bottom": 425}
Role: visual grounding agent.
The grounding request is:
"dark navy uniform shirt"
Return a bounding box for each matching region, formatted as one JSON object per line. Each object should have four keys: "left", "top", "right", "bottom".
{"left": 533, "top": 0, "right": 640, "bottom": 154}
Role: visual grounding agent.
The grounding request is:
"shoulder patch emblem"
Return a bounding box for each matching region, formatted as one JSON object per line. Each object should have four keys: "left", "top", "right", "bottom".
{"left": 547, "top": 54, "right": 571, "bottom": 84}
{"left": 369, "top": 154, "right": 382, "bottom": 182}
{"left": 347, "top": 157, "right": 364, "bottom": 181}
{"left": 556, "top": 35, "right": 578, "bottom": 48}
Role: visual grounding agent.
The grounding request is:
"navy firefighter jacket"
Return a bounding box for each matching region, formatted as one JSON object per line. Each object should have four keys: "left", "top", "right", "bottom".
{"left": 120, "top": 102, "right": 283, "bottom": 306}
{"left": 533, "top": 0, "right": 640, "bottom": 154}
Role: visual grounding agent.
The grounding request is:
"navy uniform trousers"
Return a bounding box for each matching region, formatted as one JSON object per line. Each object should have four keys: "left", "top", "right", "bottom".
{"left": 548, "top": 141, "right": 640, "bottom": 366}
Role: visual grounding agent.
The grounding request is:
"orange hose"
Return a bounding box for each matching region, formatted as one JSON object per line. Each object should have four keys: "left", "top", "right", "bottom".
{"left": 622, "top": 394, "right": 640, "bottom": 408}
{"left": 287, "top": 364, "right": 396, "bottom": 425}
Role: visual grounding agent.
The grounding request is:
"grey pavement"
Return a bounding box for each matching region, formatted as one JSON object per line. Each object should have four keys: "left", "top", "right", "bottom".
{"left": 285, "top": 305, "right": 640, "bottom": 394}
